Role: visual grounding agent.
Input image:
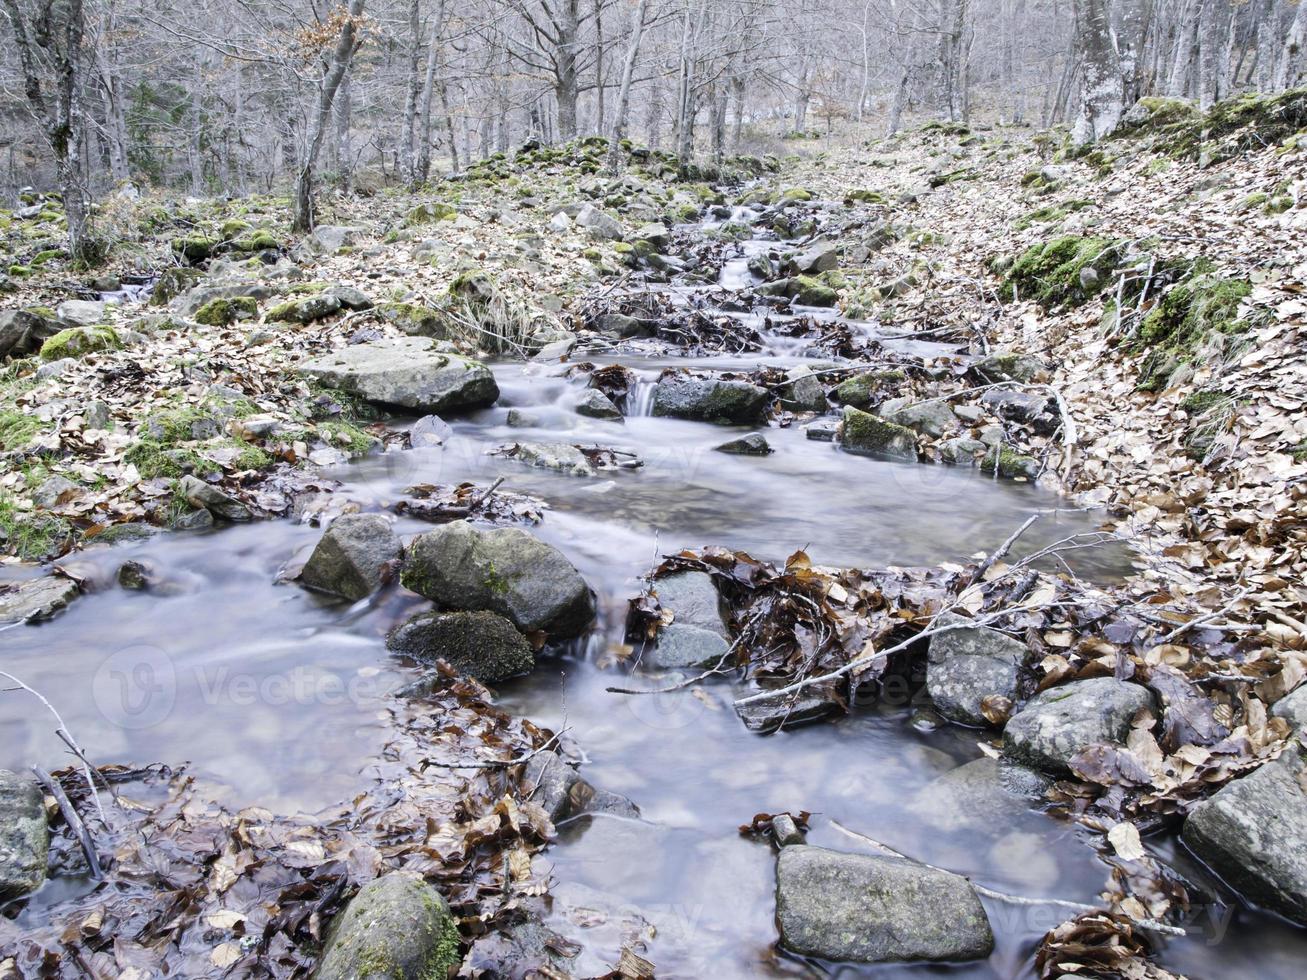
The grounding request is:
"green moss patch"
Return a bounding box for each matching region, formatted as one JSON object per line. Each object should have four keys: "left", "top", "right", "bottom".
{"left": 39, "top": 325, "right": 121, "bottom": 361}
{"left": 1002, "top": 235, "right": 1123, "bottom": 307}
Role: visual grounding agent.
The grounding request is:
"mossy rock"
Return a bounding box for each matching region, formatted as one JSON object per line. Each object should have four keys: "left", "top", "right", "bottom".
{"left": 1136, "top": 274, "right": 1251, "bottom": 352}
{"left": 387, "top": 610, "right": 533, "bottom": 682}
{"left": 150, "top": 267, "right": 205, "bottom": 306}
{"left": 832, "top": 370, "right": 905, "bottom": 408}
{"left": 844, "top": 189, "right": 887, "bottom": 205}
{"left": 1002, "top": 235, "right": 1123, "bottom": 307}
{"left": 31, "top": 249, "right": 66, "bottom": 266}
{"left": 194, "top": 296, "right": 258, "bottom": 326}
{"left": 220, "top": 218, "right": 252, "bottom": 239}
{"left": 793, "top": 275, "right": 838, "bottom": 307}
{"left": 39, "top": 325, "right": 120, "bottom": 361}
{"left": 265, "top": 294, "right": 342, "bottom": 324}
{"left": 233, "top": 229, "right": 279, "bottom": 252}
{"left": 840, "top": 405, "right": 917, "bottom": 461}
{"left": 171, "top": 235, "right": 218, "bottom": 263}
{"left": 980, "top": 446, "right": 1040, "bottom": 480}
{"left": 375, "top": 302, "right": 445, "bottom": 338}
{"left": 402, "top": 202, "right": 458, "bottom": 227}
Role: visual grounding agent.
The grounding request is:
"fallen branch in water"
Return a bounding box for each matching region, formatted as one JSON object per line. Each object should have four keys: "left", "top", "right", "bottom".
{"left": 32, "top": 766, "right": 102, "bottom": 879}
{"left": 829, "top": 821, "right": 1185, "bottom": 937}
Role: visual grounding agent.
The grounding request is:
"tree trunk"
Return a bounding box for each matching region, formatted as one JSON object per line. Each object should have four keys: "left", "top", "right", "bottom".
{"left": 554, "top": 0, "right": 582, "bottom": 140}
{"left": 1072, "top": 0, "right": 1125, "bottom": 144}
{"left": 606, "top": 0, "right": 649, "bottom": 173}
{"left": 401, "top": 0, "right": 422, "bottom": 183}
{"left": 293, "top": 0, "right": 365, "bottom": 232}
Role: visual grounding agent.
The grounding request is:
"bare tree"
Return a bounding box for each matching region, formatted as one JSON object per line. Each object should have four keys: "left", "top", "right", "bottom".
{"left": 1071, "top": 0, "right": 1125, "bottom": 145}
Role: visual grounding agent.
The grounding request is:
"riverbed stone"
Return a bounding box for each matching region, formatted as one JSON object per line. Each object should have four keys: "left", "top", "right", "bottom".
{"left": 522, "top": 750, "right": 639, "bottom": 822}
{"left": 908, "top": 757, "right": 1051, "bottom": 832}
{"left": 775, "top": 846, "right": 994, "bottom": 963}
{"left": 840, "top": 406, "right": 917, "bottom": 461}
{"left": 505, "top": 442, "right": 595, "bottom": 477}
{"left": 779, "top": 366, "right": 828, "bottom": 413}
{"left": 1003, "top": 677, "right": 1155, "bottom": 774}
{"left": 0, "top": 769, "right": 48, "bottom": 901}
{"left": 972, "top": 351, "right": 1048, "bottom": 384}
{"left": 880, "top": 399, "right": 959, "bottom": 439}
{"left": 401, "top": 521, "right": 595, "bottom": 637}
{"left": 299, "top": 513, "right": 402, "bottom": 601}
{"left": 307, "top": 225, "right": 367, "bottom": 254}
{"left": 714, "top": 433, "right": 772, "bottom": 455}
{"left": 735, "top": 686, "right": 840, "bottom": 733}
{"left": 0, "top": 575, "right": 79, "bottom": 624}
{"left": 575, "top": 388, "right": 622, "bottom": 420}
{"left": 178, "top": 475, "right": 251, "bottom": 522}
{"left": 55, "top": 299, "right": 104, "bottom": 325}
{"left": 927, "top": 613, "right": 1030, "bottom": 727}
{"left": 1183, "top": 740, "right": 1307, "bottom": 925}
{"left": 939, "top": 437, "right": 989, "bottom": 465}
{"left": 1271, "top": 686, "right": 1307, "bottom": 731}
{"left": 388, "top": 609, "right": 534, "bottom": 682}
{"left": 804, "top": 418, "right": 839, "bottom": 441}
{"left": 298, "top": 337, "right": 499, "bottom": 414}
{"left": 0, "top": 309, "right": 64, "bottom": 358}
{"left": 651, "top": 374, "right": 770, "bottom": 425}
{"left": 316, "top": 872, "right": 460, "bottom": 980}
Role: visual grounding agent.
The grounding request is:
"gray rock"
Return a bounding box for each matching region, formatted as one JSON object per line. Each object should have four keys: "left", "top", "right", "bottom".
{"left": 735, "top": 687, "right": 840, "bottom": 733}
{"left": 0, "top": 576, "right": 79, "bottom": 624}
{"left": 388, "top": 609, "right": 533, "bottom": 682}
{"left": 409, "top": 415, "right": 451, "bottom": 447}
{"left": 783, "top": 241, "right": 838, "bottom": 275}
{"left": 177, "top": 475, "right": 251, "bottom": 522}
{"left": 775, "top": 846, "right": 994, "bottom": 963}
{"left": 532, "top": 334, "right": 577, "bottom": 361}
{"left": 84, "top": 400, "right": 111, "bottom": 430}
{"left": 307, "top": 225, "right": 367, "bottom": 254}
{"left": 0, "top": 769, "right": 47, "bottom": 901}
{"left": 939, "top": 437, "right": 988, "bottom": 465}
{"left": 267, "top": 293, "right": 341, "bottom": 324}
{"left": 880, "top": 399, "right": 959, "bottom": 439}
{"left": 804, "top": 418, "right": 840, "bottom": 441}
{"left": 172, "top": 282, "right": 274, "bottom": 317}
{"left": 927, "top": 613, "right": 1029, "bottom": 727}
{"left": 505, "top": 442, "right": 596, "bottom": 477}
{"left": 1272, "top": 687, "right": 1307, "bottom": 731}
{"left": 402, "top": 522, "right": 594, "bottom": 637}
{"left": 714, "top": 433, "right": 772, "bottom": 455}
{"left": 117, "top": 560, "right": 153, "bottom": 591}
{"left": 298, "top": 337, "right": 499, "bottom": 415}
{"left": 1182, "top": 742, "right": 1307, "bottom": 924}
{"left": 1003, "top": 677, "right": 1155, "bottom": 774}
{"left": 91, "top": 522, "right": 159, "bottom": 546}
{"left": 316, "top": 872, "right": 460, "bottom": 980}
{"left": 575, "top": 389, "right": 622, "bottom": 420}
{"left": 576, "top": 205, "right": 624, "bottom": 241}
{"left": 464, "top": 912, "right": 578, "bottom": 977}
{"left": 32, "top": 475, "right": 78, "bottom": 509}
{"left": 908, "top": 757, "right": 1051, "bottom": 832}
{"left": 55, "top": 299, "right": 104, "bottom": 325}
{"left": 981, "top": 388, "right": 1058, "bottom": 434}
{"left": 654, "top": 571, "right": 728, "bottom": 636}
{"left": 840, "top": 406, "right": 917, "bottom": 461}
{"left": 779, "top": 367, "right": 828, "bottom": 413}
{"left": 522, "top": 751, "right": 639, "bottom": 822}
{"left": 325, "top": 285, "right": 373, "bottom": 311}
{"left": 171, "top": 507, "right": 215, "bottom": 531}
{"left": 633, "top": 222, "right": 671, "bottom": 250}
{"left": 0, "top": 310, "right": 64, "bottom": 358}
{"left": 35, "top": 358, "right": 74, "bottom": 379}
{"left": 651, "top": 375, "right": 770, "bottom": 425}
{"left": 972, "top": 351, "right": 1048, "bottom": 384}
{"left": 505, "top": 409, "right": 541, "bottom": 427}
{"left": 595, "top": 313, "right": 648, "bottom": 338}
{"left": 299, "top": 513, "right": 402, "bottom": 601}
{"left": 772, "top": 813, "right": 806, "bottom": 846}
{"left": 644, "top": 623, "right": 730, "bottom": 669}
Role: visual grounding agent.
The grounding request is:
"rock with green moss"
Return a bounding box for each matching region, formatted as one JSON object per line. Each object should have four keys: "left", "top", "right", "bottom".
{"left": 651, "top": 374, "right": 771, "bottom": 425}
{"left": 299, "top": 513, "right": 402, "bottom": 601}
{"left": 38, "top": 325, "right": 120, "bottom": 361}
{"left": 316, "top": 872, "right": 461, "bottom": 980}
{"left": 387, "top": 609, "right": 534, "bottom": 682}
{"left": 971, "top": 352, "right": 1048, "bottom": 384}
{"left": 401, "top": 521, "right": 595, "bottom": 638}
{"left": 840, "top": 406, "right": 917, "bottom": 461}
{"left": 832, "top": 370, "right": 904, "bottom": 408}
{"left": 793, "top": 276, "right": 838, "bottom": 307}
{"left": 980, "top": 446, "right": 1040, "bottom": 480}
{"left": 149, "top": 267, "right": 205, "bottom": 307}
{"left": 193, "top": 296, "right": 258, "bottom": 326}
{"left": 265, "top": 294, "right": 342, "bottom": 324}
{"left": 171, "top": 235, "right": 218, "bottom": 263}
{"left": 403, "top": 202, "right": 458, "bottom": 226}
{"left": 0, "top": 309, "right": 65, "bottom": 359}
{"left": 232, "top": 229, "right": 279, "bottom": 252}
{"left": 0, "top": 769, "right": 48, "bottom": 900}
{"left": 1002, "top": 236, "right": 1122, "bottom": 307}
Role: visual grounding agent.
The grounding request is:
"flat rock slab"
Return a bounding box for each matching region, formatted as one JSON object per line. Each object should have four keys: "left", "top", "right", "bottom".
{"left": 0, "top": 576, "right": 79, "bottom": 624}
{"left": 1183, "top": 743, "right": 1307, "bottom": 925}
{"left": 1003, "top": 677, "right": 1155, "bottom": 774}
{"left": 775, "top": 846, "right": 994, "bottom": 963}
{"left": 735, "top": 687, "right": 840, "bottom": 734}
{"left": 0, "top": 769, "right": 48, "bottom": 901}
{"left": 908, "top": 757, "right": 1051, "bottom": 832}
{"left": 650, "top": 375, "right": 770, "bottom": 425}
{"left": 299, "top": 337, "right": 499, "bottom": 414}
{"left": 927, "top": 613, "right": 1029, "bottom": 727}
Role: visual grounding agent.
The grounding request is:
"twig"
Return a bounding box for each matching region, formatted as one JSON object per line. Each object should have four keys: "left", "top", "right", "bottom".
{"left": 1, "top": 671, "right": 105, "bottom": 821}
{"left": 469, "top": 477, "right": 505, "bottom": 510}
{"left": 829, "top": 821, "right": 1185, "bottom": 936}
{"left": 608, "top": 611, "right": 763, "bottom": 695}
{"left": 1156, "top": 588, "right": 1253, "bottom": 645}
{"left": 32, "top": 766, "right": 102, "bottom": 879}
{"left": 965, "top": 514, "right": 1039, "bottom": 590}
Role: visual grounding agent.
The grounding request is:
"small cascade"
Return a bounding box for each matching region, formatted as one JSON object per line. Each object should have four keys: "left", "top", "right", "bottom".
{"left": 627, "top": 379, "right": 658, "bottom": 416}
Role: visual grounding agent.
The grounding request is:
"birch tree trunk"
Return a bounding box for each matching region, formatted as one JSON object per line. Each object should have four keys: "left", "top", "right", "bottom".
{"left": 605, "top": 0, "right": 649, "bottom": 173}
{"left": 401, "top": 0, "right": 422, "bottom": 183}
{"left": 1072, "top": 0, "right": 1125, "bottom": 145}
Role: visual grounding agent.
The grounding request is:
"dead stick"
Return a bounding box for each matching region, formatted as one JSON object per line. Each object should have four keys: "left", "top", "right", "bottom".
{"left": 965, "top": 514, "right": 1039, "bottom": 590}
{"left": 32, "top": 766, "right": 102, "bottom": 879}
{"left": 1156, "top": 588, "right": 1253, "bottom": 645}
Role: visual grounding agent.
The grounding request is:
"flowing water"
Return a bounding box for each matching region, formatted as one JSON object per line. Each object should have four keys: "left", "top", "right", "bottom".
{"left": 4, "top": 228, "right": 1305, "bottom": 977}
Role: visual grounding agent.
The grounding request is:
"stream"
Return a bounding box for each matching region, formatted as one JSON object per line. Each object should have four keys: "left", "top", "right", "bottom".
{"left": 4, "top": 221, "right": 1305, "bottom": 978}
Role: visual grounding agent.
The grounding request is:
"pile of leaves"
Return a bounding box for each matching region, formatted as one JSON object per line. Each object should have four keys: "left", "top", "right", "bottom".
{"left": 395, "top": 480, "right": 545, "bottom": 525}
{"left": 0, "top": 672, "right": 563, "bottom": 978}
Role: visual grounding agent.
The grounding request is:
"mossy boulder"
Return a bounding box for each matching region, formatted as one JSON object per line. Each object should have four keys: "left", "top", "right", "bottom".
{"left": 232, "top": 229, "right": 279, "bottom": 252}
{"left": 193, "top": 296, "right": 258, "bottom": 326}
{"left": 650, "top": 374, "right": 771, "bottom": 425}
{"left": 402, "top": 202, "right": 458, "bottom": 226}
{"left": 840, "top": 406, "right": 917, "bottom": 461}
{"left": 980, "top": 446, "right": 1040, "bottom": 480}
{"left": 265, "top": 293, "right": 342, "bottom": 324}
{"left": 150, "top": 267, "right": 205, "bottom": 306}
{"left": 387, "top": 609, "right": 534, "bottom": 682}
{"left": 299, "top": 513, "right": 402, "bottom": 602}
{"left": 1002, "top": 235, "right": 1122, "bottom": 307}
{"left": 39, "top": 325, "right": 120, "bottom": 361}
{"left": 316, "top": 872, "right": 461, "bottom": 980}
{"left": 171, "top": 234, "right": 218, "bottom": 263}
{"left": 1133, "top": 273, "right": 1252, "bottom": 391}
{"left": 832, "top": 370, "right": 904, "bottom": 408}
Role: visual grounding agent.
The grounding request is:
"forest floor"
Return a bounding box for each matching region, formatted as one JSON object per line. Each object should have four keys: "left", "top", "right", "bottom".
{"left": 2, "top": 94, "right": 1307, "bottom": 978}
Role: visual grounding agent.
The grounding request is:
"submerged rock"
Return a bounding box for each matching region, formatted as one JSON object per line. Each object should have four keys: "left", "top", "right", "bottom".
{"left": 775, "top": 846, "right": 994, "bottom": 963}
{"left": 402, "top": 522, "right": 594, "bottom": 637}
{"left": 0, "top": 769, "right": 48, "bottom": 901}
{"left": 298, "top": 337, "right": 498, "bottom": 414}
{"left": 299, "top": 513, "right": 402, "bottom": 601}
{"left": 927, "top": 613, "right": 1029, "bottom": 727}
{"left": 734, "top": 687, "right": 840, "bottom": 733}
{"left": 1182, "top": 740, "right": 1307, "bottom": 925}
{"left": 0, "top": 576, "right": 79, "bottom": 625}
{"left": 522, "top": 750, "right": 640, "bottom": 822}
{"left": 714, "top": 433, "right": 772, "bottom": 455}
{"left": 388, "top": 609, "right": 534, "bottom": 683}
{"left": 504, "top": 442, "right": 596, "bottom": 477}
{"left": 651, "top": 374, "right": 770, "bottom": 425}
{"left": 908, "top": 757, "right": 1051, "bottom": 832}
{"left": 1003, "top": 677, "right": 1155, "bottom": 773}
{"left": 316, "top": 872, "right": 460, "bottom": 980}
{"left": 840, "top": 406, "right": 917, "bottom": 461}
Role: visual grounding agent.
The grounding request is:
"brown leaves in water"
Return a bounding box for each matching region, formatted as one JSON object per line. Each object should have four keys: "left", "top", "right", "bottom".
{"left": 395, "top": 480, "right": 545, "bottom": 525}
{"left": 0, "top": 676, "right": 557, "bottom": 979}
{"left": 1036, "top": 911, "right": 1183, "bottom": 979}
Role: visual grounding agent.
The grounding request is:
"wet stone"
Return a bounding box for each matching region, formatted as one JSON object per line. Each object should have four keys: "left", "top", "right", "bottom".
{"left": 0, "top": 769, "right": 48, "bottom": 901}
{"left": 1003, "top": 677, "right": 1155, "bottom": 774}
{"left": 714, "top": 433, "right": 772, "bottom": 455}
{"left": 926, "top": 612, "right": 1030, "bottom": 727}
{"left": 299, "top": 513, "right": 402, "bottom": 601}
{"left": 316, "top": 872, "right": 460, "bottom": 980}
{"left": 0, "top": 576, "right": 79, "bottom": 625}
{"left": 387, "top": 610, "right": 534, "bottom": 683}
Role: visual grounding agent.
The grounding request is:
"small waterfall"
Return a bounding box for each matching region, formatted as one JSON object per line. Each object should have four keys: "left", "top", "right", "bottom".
{"left": 628, "top": 379, "right": 658, "bottom": 416}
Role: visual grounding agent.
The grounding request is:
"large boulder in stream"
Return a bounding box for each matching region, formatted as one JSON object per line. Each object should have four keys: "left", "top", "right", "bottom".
{"left": 775, "top": 846, "right": 994, "bottom": 963}
{"left": 298, "top": 513, "right": 402, "bottom": 601}
{"left": 1003, "top": 677, "right": 1155, "bottom": 774}
{"left": 298, "top": 337, "right": 498, "bottom": 414}
{"left": 1182, "top": 739, "right": 1307, "bottom": 925}
{"left": 650, "top": 374, "right": 770, "bottom": 425}
{"left": 927, "top": 613, "right": 1030, "bottom": 727}
{"left": 401, "top": 522, "right": 594, "bottom": 638}
{"left": 316, "top": 872, "right": 461, "bottom": 980}
{"left": 840, "top": 406, "right": 917, "bottom": 461}
{"left": 0, "top": 769, "right": 48, "bottom": 901}
{"left": 388, "top": 610, "right": 534, "bottom": 683}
